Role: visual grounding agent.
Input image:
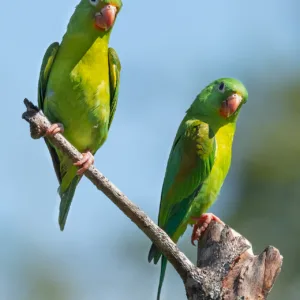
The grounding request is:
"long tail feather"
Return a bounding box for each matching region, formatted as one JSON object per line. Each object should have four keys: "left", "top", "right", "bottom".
{"left": 148, "top": 243, "right": 168, "bottom": 300}
{"left": 58, "top": 175, "right": 81, "bottom": 231}
{"left": 157, "top": 256, "right": 167, "bottom": 300}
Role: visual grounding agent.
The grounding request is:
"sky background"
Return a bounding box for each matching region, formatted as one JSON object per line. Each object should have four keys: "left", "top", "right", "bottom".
{"left": 0, "top": 0, "right": 300, "bottom": 299}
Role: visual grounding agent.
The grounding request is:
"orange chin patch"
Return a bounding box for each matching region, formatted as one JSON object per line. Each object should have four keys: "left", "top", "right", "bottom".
{"left": 94, "top": 22, "right": 103, "bottom": 31}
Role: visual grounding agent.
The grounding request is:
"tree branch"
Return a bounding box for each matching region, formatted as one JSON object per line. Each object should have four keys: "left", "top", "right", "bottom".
{"left": 22, "top": 99, "right": 194, "bottom": 280}
{"left": 22, "top": 98, "right": 283, "bottom": 299}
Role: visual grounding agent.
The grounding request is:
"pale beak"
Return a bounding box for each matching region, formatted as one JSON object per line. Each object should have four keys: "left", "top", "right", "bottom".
{"left": 95, "top": 5, "right": 117, "bottom": 31}
{"left": 220, "top": 93, "right": 243, "bottom": 118}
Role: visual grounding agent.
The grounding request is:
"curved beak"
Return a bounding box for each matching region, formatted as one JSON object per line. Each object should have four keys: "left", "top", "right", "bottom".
{"left": 220, "top": 93, "right": 243, "bottom": 118}
{"left": 95, "top": 4, "right": 117, "bottom": 31}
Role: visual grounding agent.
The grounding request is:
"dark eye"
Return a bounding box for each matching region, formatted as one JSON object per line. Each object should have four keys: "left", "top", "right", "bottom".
{"left": 89, "top": 0, "right": 99, "bottom": 5}
{"left": 218, "top": 82, "right": 225, "bottom": 93}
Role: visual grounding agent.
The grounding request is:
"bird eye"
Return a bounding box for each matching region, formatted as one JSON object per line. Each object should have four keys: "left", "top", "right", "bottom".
{"left": 89, "top": 0, "right": 99, "bottom": 6}
{"left": 218, "top": 82, "right": 225, "bottom": 93}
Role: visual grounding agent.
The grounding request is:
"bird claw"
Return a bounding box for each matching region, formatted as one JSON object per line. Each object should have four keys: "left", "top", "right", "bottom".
{"left": 45, "top": 123, "right": 65, "bottom": 136}
{"left": 191, "top": 213, "right": 224, "bottom": 246}
{"left": 74, "top": 151, "right": 95, "bottom": 175}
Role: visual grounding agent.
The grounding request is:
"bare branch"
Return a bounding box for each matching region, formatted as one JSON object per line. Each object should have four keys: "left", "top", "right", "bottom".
{"left": 22, "top": 99, "right": 194, "bottom": 281}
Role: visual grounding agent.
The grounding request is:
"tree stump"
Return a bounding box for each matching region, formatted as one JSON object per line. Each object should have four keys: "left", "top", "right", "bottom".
{"left": 184, "top": 221, "right": 282, "bottom": 300}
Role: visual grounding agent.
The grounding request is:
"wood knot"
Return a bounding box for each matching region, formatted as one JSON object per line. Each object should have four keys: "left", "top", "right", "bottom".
{"left": 29, "top": 122, "right": 45, "bottom": 139}
{"left": 22, "top": 98, "right": 47, "bottom": 139}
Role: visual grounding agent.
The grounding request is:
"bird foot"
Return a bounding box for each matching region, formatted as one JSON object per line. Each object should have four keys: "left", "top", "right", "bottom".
{"left": 74, "top": 151, "right": 95, "bottom": 175}
{"left": 191, "top": 213, "right": 224, "bottom": 246}
{"left": 45, "top": 123, "right": 65, "bottom": 136}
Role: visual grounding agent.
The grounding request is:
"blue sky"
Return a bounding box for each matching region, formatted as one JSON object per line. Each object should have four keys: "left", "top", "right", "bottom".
{"left": 0, "top": 0, "right": 299, "bottom": 299}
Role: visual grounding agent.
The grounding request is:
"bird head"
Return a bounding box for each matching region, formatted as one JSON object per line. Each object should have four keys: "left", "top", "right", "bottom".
{"left": 190, "top": 78, "right": 248, "bottom": 126}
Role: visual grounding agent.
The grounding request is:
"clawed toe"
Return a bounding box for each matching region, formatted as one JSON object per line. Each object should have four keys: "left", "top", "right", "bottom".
{"left": 45, "top": 123, "right": 64, "bottom": 136}
{"left": 191, "top": 213, "right": 224, "bottom": 245}
{"left": 74, "top": 151, "right": 95, "bottom": 175}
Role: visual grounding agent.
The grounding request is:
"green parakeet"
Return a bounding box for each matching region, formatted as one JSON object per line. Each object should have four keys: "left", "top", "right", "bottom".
{"left": 148, "top": 78, "right": 248, "bottom": 300}
{"left": 37, "top": 0, "right": 122, "bottom": 230}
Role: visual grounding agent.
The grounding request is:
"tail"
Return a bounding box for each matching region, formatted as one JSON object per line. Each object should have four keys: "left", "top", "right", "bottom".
{"left": 157, "top": 256, "right": 168, "bottom": 300}
{"left": 148, "top": 244, "right": 168, "bottom": 300}
{"left": 58, "top": 175, "right": 82, "bottom": 231}
{"left": 148, "top": 243, "right": 162, "bottom": 264}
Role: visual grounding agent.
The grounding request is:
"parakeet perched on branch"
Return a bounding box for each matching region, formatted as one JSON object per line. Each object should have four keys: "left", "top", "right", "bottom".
{"left": 148, "top": 78, "right": 248, "bottom": 300}
{"left": 37, "top": 0, "right": 122, "bottom": 230}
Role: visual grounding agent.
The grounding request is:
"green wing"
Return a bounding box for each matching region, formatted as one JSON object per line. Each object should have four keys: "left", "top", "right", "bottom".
{"left": 108, "top": 47, "right": 121, "bottom": 130}
{"left": 148, "top": 120, "right": 216, "bottom": 300}
{"left": 37, "top": 42, "right": 61, "bottom": 183}
{"left": 158, "top": 120, "right": 216, "bottom": 236}
{"left": 38, "top": 42, "right": 59, "bottom": 110}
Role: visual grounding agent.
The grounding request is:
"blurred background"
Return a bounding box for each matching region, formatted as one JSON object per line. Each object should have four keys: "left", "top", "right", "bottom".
{"left": 0, "top": 0, "right": 299, "bottom": 299}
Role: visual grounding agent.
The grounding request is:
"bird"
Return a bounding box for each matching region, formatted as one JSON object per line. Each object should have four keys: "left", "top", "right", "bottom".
{"left": 37, "top": 0, "right": 122, "bottom": 230}
{"left": 148, "top": 78, "right": 248, "bottom": 300}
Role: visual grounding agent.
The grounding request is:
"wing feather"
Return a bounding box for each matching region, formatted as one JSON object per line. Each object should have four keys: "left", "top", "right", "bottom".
{"left": 37, "top": 42, "right": 62, "bottom": 183}
{"left": 158, "top": 120, "right": 216, "bottom": 236}
{"left": 108, "top": 47, "right": 121, "bottom": 130}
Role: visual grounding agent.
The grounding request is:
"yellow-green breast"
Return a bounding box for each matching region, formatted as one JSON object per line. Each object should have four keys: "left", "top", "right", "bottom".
{"left": 44, "top": 37, "right": 111, "bottom": 153}
{"left": 186, "top": 122, "right": 236, "bottom": 223}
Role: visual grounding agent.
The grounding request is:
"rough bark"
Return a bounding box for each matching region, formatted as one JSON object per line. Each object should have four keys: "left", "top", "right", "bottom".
{"left": 22, "top": 99, "right": 283, "bottom": 300}
{"left": 185, "top": 222, "right": 282, "bottom": 299}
